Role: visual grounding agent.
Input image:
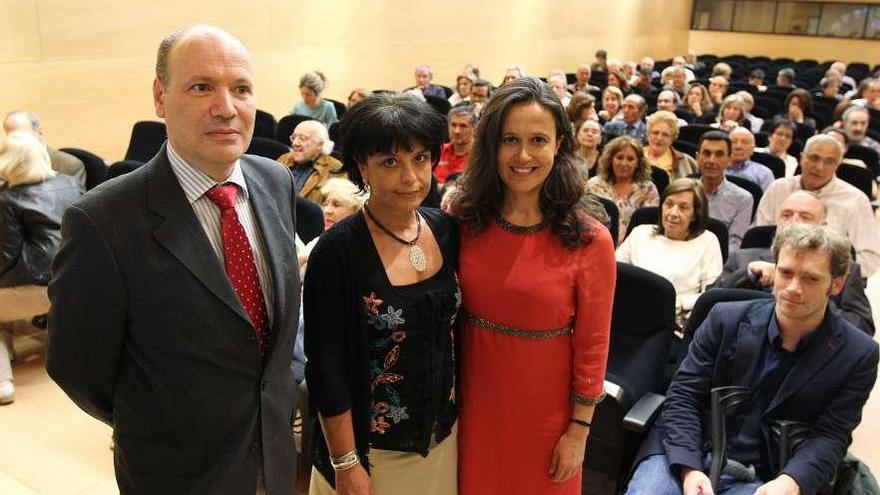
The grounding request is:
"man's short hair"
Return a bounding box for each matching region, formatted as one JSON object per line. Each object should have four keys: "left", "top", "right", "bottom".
{"left": 843, "top": 105, "right": 869, "bottom": 123}
{"left": 772, "top": 223, "right": 850, "bottom": 279}
{"left": 448, "top": 104, "right": 477, "bottom": 124}
{"left": 625, "top": 94, "right": 646, "bottom": 112}
{"left": 698, "top": 130, "right": 732, "bottom": 154}
{"left": 804, "top": 133, "right": 844, "bottom": 160}
{"left": 414, "top": 64, "right": 433, "bottom": 76}
{"left": 3, "top": 110, "right": 40, "bottom": 132}
{"left": 750, "top": 68, "right": 765, "bottom": 79}
{"left": 155, "top": 26, "right": 246, "bottom": 86}
{"left": 658, "top": 90, "right": 681, "bottom": 106}
{"left": 778, "top": 68, "right": 796, "bottom": 81}
{"left": 823, "top": 126, "right": 850, "bottom": 147}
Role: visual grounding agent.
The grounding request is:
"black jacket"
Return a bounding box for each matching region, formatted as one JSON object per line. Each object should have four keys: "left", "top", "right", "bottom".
{"left": 0, "top": 174, "right": 82, "bottom": 287}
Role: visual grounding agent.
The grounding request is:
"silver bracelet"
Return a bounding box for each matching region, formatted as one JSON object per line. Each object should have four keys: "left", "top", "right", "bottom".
{"left": 330, "top": 450, "right": 360, "bottom": 471}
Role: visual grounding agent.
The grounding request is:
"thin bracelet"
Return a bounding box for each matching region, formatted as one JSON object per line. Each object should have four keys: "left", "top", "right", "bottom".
{"left": 330, "top": 450, "right": 360, "bottom": 471}
{"left": 571, "top": 418, "right": 591, "bottom": 428}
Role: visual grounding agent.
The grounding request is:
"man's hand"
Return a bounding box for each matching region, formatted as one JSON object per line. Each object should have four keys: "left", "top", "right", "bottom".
{"left": 548, "top": 426, "right": 588, "bottom": 483}
{"left": 681, "top": 467, "right": 715, "bottom": 495}
{"left": 747, "top": 261, "right": 776, "bottom": 287}
{"left": 335, "top": 463, "right": 373, "bottom": 495}
{"left": 754, "top": 474, "right": 801, "bottom": 495}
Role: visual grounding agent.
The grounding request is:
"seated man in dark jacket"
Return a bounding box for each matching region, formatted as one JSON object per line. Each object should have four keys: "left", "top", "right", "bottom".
{"left": 0, "top": 132, "right": 82, "bottom": 404}
{"left": 626, "top": 223, "right": 879, "bottom": 495}
{"left": 713, "top": 190, "right": 874, "bottom": 335}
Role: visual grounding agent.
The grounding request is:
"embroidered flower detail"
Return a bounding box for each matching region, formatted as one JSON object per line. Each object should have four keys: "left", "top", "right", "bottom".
{"left": 377, "top": 306, "right": 405, "bottom": 330}
{"left": 373, "top": 372, "right": 404, "bottom": 387}
{"left": 371, "top": 416, "right": 390, "bottom": 434}
{"left": 391, "top": 330, "right": 406, "bottom": 343}
{"left": 374, "top": 401, "right": 390, "bottom": 414}
{"left": 454, "top": 289, "right": 462, "bottom": 309}
{"left": 387, "top": 405, "right": 409, "bottom": 423}
{"left": 362, "top": 292, "right": 384, "bottom": 315}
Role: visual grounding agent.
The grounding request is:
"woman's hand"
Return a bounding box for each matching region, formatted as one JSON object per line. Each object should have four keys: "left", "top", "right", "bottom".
{"left": 689, "top": 101, "right": 702, "bottom": 116}
{"left": 788, "top": 105, "right": 804, "bottom": 122}
{"left": 548, "top": 425, "right": 588, "bottom": 483}
{"left": 335, "top": 463, "right": 373, "bottom": 495}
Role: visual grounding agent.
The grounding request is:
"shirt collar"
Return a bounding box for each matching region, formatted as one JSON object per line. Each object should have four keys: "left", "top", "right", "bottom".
{"left": 167, "top": 142, "right": 248, "bottom": 204}
{"left": 797, "top": 175, "right": 836, "bottom": 196}
{"left": 768, "top": 306, "right": 828, "bottom": 353}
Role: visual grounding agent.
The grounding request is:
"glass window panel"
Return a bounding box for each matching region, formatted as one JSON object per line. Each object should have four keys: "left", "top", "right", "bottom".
{"left": 732, "top": 1, "right": 777, "bottom": 33}
{"left": 774, "top": 2, "right": 821, "bottom": 35}
{"left": 866, "top": 5, "right": 880, "bottom": 39}
{"left": 819, "top": 4, "right": 867, "bottom": 38}
{"left": 692, "top": 0, "right": 735, "bottom": 30}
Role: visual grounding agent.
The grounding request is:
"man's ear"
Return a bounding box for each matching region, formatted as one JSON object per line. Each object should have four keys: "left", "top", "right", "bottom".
{"left": 153, "top": 78, "right": 167, "bottom": 119}
{"left": 829, "top": 275, "right": 846, "bottom": 297}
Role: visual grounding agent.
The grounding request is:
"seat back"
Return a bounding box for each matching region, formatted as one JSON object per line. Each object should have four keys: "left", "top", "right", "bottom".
{"left": 626, "top": 206, "right": 728, "bottom": 262}
{"left": 124, "top": 121, "right": 166, "bottom": 163}
{"left": 325, "top": 99, "right": 347, "bottom": 120}
{"left": 295, "top": 195, "right": 325, "bottom": 245}
{"left": 592, "top": 195, "right": 620, "bottom": 246}
{"left": 845, "top": 143, "right": 880, "bottom": 178}
{"left": 677, "top": 124, "right": 714, "bottom": 145}
{"left": 246, "top": 137, "right": 290, "bottom": 161}
{"left": 673, "top": 140, "right": 697, "bottom": 158}
{"left": 750, "top": 151, "right": 785, "bottom": 178}
{"left": 424, "top": 94, "right": 452, "bottom": 116}
{"left": 254, "top": 109, "right": 277, "bottom": 140}
{"left": 836, "top": 163, "right": 873, "bottom": 199}
{"left": 741, "top": 225, "right": 777, "bottom": 249}
{"left": 59, "top": 147, "right": 108, "bottom": 190}
{"left": 107, "top": 159, "right": 144, "bottom": 180}
{"left": 650, "top": 166, "right": 670, "bottom": 195}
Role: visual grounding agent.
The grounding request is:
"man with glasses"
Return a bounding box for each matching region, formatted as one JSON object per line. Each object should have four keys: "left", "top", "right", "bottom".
{"left": 756, "top": 134, "right": 880, "bottom": 277}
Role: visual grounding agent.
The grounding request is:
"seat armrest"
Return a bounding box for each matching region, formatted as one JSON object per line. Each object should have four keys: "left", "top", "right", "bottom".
{"left": 622, "top": 393, "right": 665, "bottom": 433}
{"left": 604, "top": 379, "right": 624, "bottom": 404}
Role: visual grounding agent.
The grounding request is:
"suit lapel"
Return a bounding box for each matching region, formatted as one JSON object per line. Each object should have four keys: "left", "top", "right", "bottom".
{"left": 148, "top": 149, "right": 251, "bottom": 324}
{"left": 732, "top": 309, "right": 770, "bottom": 386}
{"left": 766, "top": 320, "right": 842, "bottom": 413}
{"left": 241, "top": 158, "right": 294, "bottom": 360}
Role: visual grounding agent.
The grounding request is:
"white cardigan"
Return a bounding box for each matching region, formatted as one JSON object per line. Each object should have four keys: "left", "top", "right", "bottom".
{"left": 616, "top": 224, "right": 723, "bottom": 312}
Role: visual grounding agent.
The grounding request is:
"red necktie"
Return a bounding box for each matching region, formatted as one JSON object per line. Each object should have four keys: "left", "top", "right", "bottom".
{"left": 205, "top": 184, "right": 269, "bottom": 355}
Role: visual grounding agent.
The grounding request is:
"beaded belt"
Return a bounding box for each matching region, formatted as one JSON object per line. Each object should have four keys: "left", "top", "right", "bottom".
{"left": 463, "top": 311, "right": 572, "bottom": 340}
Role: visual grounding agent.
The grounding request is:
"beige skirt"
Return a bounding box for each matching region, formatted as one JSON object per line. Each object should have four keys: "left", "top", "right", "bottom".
{"left": 309, "top": 424, "right": 458, "bottom": 495}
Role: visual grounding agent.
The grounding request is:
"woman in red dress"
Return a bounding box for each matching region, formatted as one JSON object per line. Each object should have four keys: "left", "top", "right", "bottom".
{"left": 453, "top": 77, "right": 617, "bottom": 494}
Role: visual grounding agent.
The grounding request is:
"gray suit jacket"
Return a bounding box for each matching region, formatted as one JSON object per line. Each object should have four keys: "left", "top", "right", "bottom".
{"left": 47, "top": 146, "right": 300, "bottom": 495}
{"left": 714, "top": 247, "right": 874, "bottom": 335}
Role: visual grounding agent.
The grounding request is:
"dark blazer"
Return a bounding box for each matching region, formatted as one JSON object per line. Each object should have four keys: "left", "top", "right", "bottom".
{"left": 714, "top": 247, "right": 875, "bottom": 335}
{"left": 0, "top": 174, "right": 82, "bottom": 287}
{"left": 639, "top": 299, "right": 878, "bottom": 495}
{"left": 47, "top": 146, "right": 300, "bottom": 495}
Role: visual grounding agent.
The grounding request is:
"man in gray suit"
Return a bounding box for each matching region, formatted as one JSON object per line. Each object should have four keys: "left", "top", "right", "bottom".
{"left": 47, "top": 26, "right": 299, "bottom": 495}
{"left": 714, "top": 190, "right": 874, "bottom": 335}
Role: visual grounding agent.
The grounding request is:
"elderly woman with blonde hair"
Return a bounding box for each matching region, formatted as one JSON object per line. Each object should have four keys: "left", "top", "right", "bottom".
{"left": 292, "top": 70, "right": 338, "bottom": 128}
{"left": 643, "top": 110, "right": 699, "bottom": 179}
{"left": 0, "top": 131, "right": 82, "bottom": 404}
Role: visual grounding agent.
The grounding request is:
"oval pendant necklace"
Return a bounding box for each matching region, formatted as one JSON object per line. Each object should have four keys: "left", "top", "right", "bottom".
{"left": 365, "top": 207, "right": 427, "bottom": 272}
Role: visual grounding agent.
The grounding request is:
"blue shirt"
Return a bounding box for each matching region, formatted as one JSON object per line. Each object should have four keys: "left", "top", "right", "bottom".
{"left": 726, "top": 160, "right": 775, "bottom": 191}
{"left": 728, "top": 312, "right": 824, "bottom": 465}
{"left": 706, "top": 179, "right": 753, "bottom": 251}
{"left": 603, "top": 119, "right": 647, "bottom": 144}
{"left": 291, "top": 100, "right": 338, "bottom": 128}
{"left": 290, "top": 160, "right": 315, "bottom": 193}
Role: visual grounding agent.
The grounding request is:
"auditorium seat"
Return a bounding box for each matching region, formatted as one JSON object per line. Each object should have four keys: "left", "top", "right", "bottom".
{"left": 254, "top": 109, "right": 277, "bottom": 140}
{"left": 59, "top": 147, "right": 108, "bottom": 190}
{"left": 124, "top": 121, "right": 166, "bottom": 163}
{"left": 275, "top": 115, "right": 315, "bottom": 147}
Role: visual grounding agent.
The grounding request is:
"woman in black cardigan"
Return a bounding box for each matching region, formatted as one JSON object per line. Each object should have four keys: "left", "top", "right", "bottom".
{"left": 304, "top": 93, "right": 460, "bottom": 495}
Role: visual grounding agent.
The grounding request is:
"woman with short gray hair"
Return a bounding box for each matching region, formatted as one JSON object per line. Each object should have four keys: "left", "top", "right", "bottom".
{"left": 292, "top": 70, "right": 338, "bottom": 128}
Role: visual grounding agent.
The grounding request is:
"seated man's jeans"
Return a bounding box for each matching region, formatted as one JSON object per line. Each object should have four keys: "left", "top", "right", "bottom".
{"left": 626, "top": 454, "right": 764, "bottom": 495}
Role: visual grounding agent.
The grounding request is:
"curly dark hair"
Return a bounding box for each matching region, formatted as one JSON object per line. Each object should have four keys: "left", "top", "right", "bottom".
{"left": 336, "top": 92, "right": 446, "bottom": 192}
{"left": 453, "top": 76, "right": 606, "bottom": 249}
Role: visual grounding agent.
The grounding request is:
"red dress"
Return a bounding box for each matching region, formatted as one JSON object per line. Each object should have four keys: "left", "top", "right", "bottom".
{"left": 458, "top": 218, "right": 616, "bottom": 494}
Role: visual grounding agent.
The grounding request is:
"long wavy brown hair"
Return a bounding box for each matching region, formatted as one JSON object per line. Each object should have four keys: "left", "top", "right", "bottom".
{"left": 454, "top": 76, "right": 606, "bottom": 249}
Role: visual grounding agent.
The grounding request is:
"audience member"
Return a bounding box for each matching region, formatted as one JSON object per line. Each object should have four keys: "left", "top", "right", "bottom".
{"left": 575, "top": 119, "right": 602, "bottom": 178}
{"left": 842, "top": 105, "right": 880, "bottom": 155}
{"left": 449, "top": 72, "right": 475, "bottom": 106}
{"left": 639, "top": 57, "right": 660, "bottom": 80}
{"left": 569, "top": 64, "right": 600, "bottom": 93}
{"left": 643, "top": 110, "right": 698, "bottom": 179}
{"left": 736, "top": 90, "right": 764, "bottom": 133}
{"left": 603, "top": 94, "right": 647, "bottom": 143}
{"left": 626, "top": 223, "right": 878, "bottom": 495}
{"left": 616, "top": 178, "right": 723, "bottom": 327}
{"left": 663, "top": 66, "right": 690, "bottom": 97}
{"left": 715, "top": 191, "right": 874, "bottom": 334}
{"left": 588, "top": 135, "right": 659, "bottom": 244}
{"left": 292, "top": 70, "right": 338, "bottom": 128}
{"left": 776, "top": 67, "right": 797, "bottom": 88}
{"left": 824, "top": 126, "right": 869, "bottom": 170}
{"left": 347, "top": 88, "right": 369, "bottom": 108}
{"left": 0, "top": 132, "right": 82, "bottom": 405}
{"left": 567, "top": 91, "right": 598, "bottom": 130}
{"left": 409, "top": 64, "right": 446, "bottom": 99}
{"left": 547, "top": 73, "right": 572, "bottom": 106}
{"left": 435, "top": 105, "right": 476, "bottom": 186}
{"left": 3, "top": 110, "right": 86, "bottom": 187}
{"left": 713, "top": 94, "right": 746, "bottom": 131}
{"left": 656, "top": 90, "right": 690, "bottom": 127}
{"left": 592, "top": 49, "right": 608, "bottom": 73}
{"left": 672, "top": 56, "right": 696, "bottom": 82}
{"left": 708, "top": 76, "right": 729, "bottom": 108}
{"left": 830, "top": 61, "right": 858, "bottom": 91}
{"left": 756, "top": 134, "right": 880, "bottom": 276}
{"left": 711, "top": 62, "right": 733, "bottom": 80}
{"left": 756, "top": 118, "right": 799, "bottom": 177}
{"left": 47, "top": 26, "right": 300, "bottom": 493}
{"left": 631, "top": 67, "right": 659, "bottom": 99}
{"left": 278, "top": 120, "right": 345, "bottom": 203}
{"left": 783, "top": 88, "right": 817, "bottom": 134}
{"left": 685, "top": 84, "right": 714, "bottom": 119}
{"left": 851, "top": 78, "right": 880, "bottom": 110}
{"left": 727, "top": 126, "right": 775, "bottom": 190}
{"left": 606, "top": 69, "right": 630, "bottom": 95}
{"left": 748, "top": 68, "right": 767, "bottom": 92}
{"left": 818, "top": 73, "right": 843, "bottom": 101}
{"left": 599, "top": 86, "right": 624, "bottom": 122}
{"left": 501, "top": 64, "right": 525, "bottom": 86}
{"left": 469, "top": 78, "right": 492, "bottom": 116}
{"left": 696, "top": 131, "right": 753, "bottom": 251}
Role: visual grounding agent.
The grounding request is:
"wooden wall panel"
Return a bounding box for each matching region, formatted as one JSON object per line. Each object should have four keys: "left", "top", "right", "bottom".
{"left": 0, "top": 0, "right": 692, "bottom": 160}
